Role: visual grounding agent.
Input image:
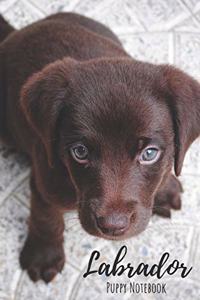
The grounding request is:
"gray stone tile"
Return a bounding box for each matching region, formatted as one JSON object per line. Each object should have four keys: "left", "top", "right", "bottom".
{"left": 0, "top": 143, "right": 29, "bottom": 205}
{"left": 176, "top": 175, "right": 200, "bottom": 225}
{"left": 13, "top": 177, "right": 30, "bottom": 208}
{"left": 0, "top": 0, "right": 16, "bottom": 13}
{"left": 173, "top": 15, "right": 200, "bottom": 32}
{"left": 0, "top": 195, "right": 29, "bottom": 299}
{"left": 181, "top": 139, "right": 200, "bottom": 175}
{"left": 73, "top": 0, "right": 108, "bottom": 16}
{"left": 128, "top": 0, "right": 190, "bottom": 31}
{"left": 193, "top": 9, "right": 200, "bottom": 26}
{"left": 30, "top": 0, "right": 79, "bottom": 15}
{"left": 186, "top": 228, "right": 200, "bottom": 282}
{"left": 174, "top": 32, "right": 200, "bottom": 78}
{"left": 114, "top": 222, "right": 195, "bottom": 269}
{"left": 120, "top": 33, "right": 171, "bottom": 64}
{"left": 3, "top": 0, "right": 44, "bottom": 29}
{"left": 153, "top": 279, "right": 200, "bottom": 300}
{"left": 15, "top": 264, "right": 79, "bottom": 300}
{"left": 90, "top": 0, "right": 145, "bottom": 34}
{"left": 182, "top": 0, "right": 200, "bottom": 13}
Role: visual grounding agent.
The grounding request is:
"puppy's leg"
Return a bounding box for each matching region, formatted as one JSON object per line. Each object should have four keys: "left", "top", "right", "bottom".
{"left": 153, "top": 174, "right": 183, "bottom": 218}
{"left": 20, "top": 176, "right": 65, "bottom": 283}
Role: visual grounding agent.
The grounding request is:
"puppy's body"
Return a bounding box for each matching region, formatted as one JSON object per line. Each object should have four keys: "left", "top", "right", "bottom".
{"left": 0, "top": 13, "right": 199, "bottom": 283}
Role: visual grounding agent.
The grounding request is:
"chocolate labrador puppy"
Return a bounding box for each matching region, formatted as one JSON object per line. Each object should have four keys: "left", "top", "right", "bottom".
{"left": 0, "top": 13, "right": 199, "bottom": 283}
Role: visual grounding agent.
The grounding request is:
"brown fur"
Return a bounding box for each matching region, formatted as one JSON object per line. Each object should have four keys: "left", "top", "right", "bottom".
{"left": 0, "top": 13, "right": 199, "bottom": 283}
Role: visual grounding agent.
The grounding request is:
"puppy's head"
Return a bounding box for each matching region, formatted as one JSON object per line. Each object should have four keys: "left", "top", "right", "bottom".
{"left": 21, "top": 57, "right": 200, "bottom": 240}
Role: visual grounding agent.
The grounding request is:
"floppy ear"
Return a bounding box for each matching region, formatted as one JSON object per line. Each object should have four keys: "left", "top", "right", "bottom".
{"left": 20, "top": 58, "right": 76, "bottom": 167}
{"left": 160, "top": 65, "right": 200, "bottom": 176}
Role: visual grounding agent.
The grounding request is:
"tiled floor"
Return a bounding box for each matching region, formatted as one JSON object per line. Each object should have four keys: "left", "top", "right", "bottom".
{"left": 0, "top": 0, "right": 200, "bottom": 299}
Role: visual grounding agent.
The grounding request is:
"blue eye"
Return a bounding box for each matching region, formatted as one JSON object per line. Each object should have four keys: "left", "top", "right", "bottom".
{"left": 139, "top": 147, "right": 160, "bottom": 164}
{"left": 70, "top": 144, "right": 89, "bottom": 163}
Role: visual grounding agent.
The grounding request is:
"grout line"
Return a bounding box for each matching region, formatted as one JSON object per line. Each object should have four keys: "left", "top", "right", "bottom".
{"left": 12, "top": 271, "right": 25, "bottom": 300}
{"left": 14, "top": 193, "right": 30, "bottom": 210}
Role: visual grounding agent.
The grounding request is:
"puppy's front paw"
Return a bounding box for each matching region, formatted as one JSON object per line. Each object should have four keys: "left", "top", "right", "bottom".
{"left": 153, "top": 175, "right": 183, "bottom": 218}
{"left": 20, "top": 235, "right": 65, "bottom": 283}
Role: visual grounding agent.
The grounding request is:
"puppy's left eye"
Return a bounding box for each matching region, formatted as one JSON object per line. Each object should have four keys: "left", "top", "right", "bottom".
{"left": 70, "top": 144, "right": 89, "bottom": 164}
{"left": 139, "top": 146, "right": 161, "bottom": 164}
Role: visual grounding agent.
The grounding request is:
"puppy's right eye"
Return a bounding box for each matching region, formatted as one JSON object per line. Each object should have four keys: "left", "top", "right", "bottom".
{"left": 70, "top": 144, "right": 89, "bottom": 164}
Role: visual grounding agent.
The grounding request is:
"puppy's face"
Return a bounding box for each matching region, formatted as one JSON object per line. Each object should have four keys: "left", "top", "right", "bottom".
{"left": 21, "top": 58, "right": 200, "bottom": 240}
{"left": 58, "top": 60, "right": 174, "bottom": 239}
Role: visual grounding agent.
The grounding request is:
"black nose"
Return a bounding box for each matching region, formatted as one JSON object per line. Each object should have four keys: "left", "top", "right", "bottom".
{"left": 96, "top": 213, "right": 130, "bottom": 236}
